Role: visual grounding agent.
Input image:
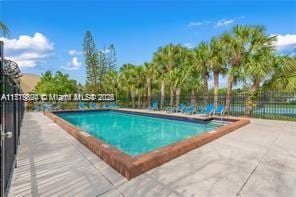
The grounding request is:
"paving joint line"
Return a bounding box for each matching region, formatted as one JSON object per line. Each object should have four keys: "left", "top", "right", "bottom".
{"left": 47, "top": 115, "right": 127, "bottom": 196}
{"left": 235, "top": 128, "right": 284, "bottom": 196}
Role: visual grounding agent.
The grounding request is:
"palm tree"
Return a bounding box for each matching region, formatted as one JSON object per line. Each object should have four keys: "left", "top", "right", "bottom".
{"left": 221, "top": 25, "right": 257, "bottom": 114}
{"left": 209, "top": 37, "right": 227, "bottom": 108}
{"left": 0, "top": 21, "right": 9, "bottom": 37}
{"left": 153, "top": 44, "right": 184, "bottom": 108}
{"left": 244, "top": 52, "right": 275, "bottom": 115}
{"left": 143, "top": 62, "right": 158, "bottom": 108}
{"left": 186, "top": 70, "right": 204, "bottom": 106}
{"left": 104, "top": 70, "right": 120, "bottom": 100}
{"left": 171, "top": 46, "right": 189, "bottom": 108}
{"left": 134, "top": 66, "right": 146, "bottom": 108}
{"left": 242, "top": 29, "right": 276, "bottom": 115}
{"left": 192, "top": 42, "right": 211, "bottom": 106}
{"left": 120, "top": 64, "right": 137, "bottom": 108}
{"left": 222, "top": 25, "right": 276, "bottom": 115}
{"left": 264, "top": 56, "right": 296, "bottom": 92}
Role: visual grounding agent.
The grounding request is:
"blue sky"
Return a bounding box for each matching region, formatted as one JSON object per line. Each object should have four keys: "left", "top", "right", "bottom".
{"left": 1, "top": 0, "right": 296, "bottom": 86}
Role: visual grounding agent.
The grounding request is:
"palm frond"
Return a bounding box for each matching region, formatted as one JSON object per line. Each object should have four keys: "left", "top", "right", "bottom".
{"left": 0, "top": 21, "right": 10, "bottom": 37}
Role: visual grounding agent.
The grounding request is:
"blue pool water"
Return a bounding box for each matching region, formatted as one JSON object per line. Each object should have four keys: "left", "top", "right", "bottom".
{"left": 58, "top": 111, "right": 221, "bottom": 156}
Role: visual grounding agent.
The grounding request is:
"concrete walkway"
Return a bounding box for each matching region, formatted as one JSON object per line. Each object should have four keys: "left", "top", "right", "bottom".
{"left": 9, "top": 112, "right": 296, "bottom": 197}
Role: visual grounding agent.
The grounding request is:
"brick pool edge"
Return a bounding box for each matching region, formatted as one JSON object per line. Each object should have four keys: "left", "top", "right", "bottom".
{"left": 44, "top": 110, "right": 250, "bottom": 180}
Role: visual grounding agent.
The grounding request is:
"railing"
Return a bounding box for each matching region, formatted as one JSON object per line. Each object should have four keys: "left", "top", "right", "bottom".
{"left": 116, "top": 92, "right": 296, "bottom": 121}
{"left": 27, "top": 91, "right": 296, "bottom": 121}
{"left": 0, "top": 41, "right": 25, "bottom": 197}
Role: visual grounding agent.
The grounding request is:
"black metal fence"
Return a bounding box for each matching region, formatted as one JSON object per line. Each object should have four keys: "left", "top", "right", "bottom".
{"left": 26, "top": 91, "right": 296, "bottom": 121}
{"left": 0, "top": 41, "right": 25, "bottom": 197}
{"left": 116, "top": 92, "right": 296, "bottom": 121}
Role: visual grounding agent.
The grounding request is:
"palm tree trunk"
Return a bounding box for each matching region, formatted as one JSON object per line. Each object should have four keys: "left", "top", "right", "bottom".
{"left": 203, "top": 73, "right": 209, "bottom": 106}
{"left": 131, "top": 96, "right": 135, "bottom": 108}
{"left": 213, "top": 71, "right": 219, "bottom": 109}
{"left": 147, "top": 79, "right": 152, "bottom": 108}
{"left": 143, "top": 87, "right": 147, "bottom": 109}
{"left": 131, "top": 90, "right": 135, "bottom": 108}
{"left": 126, "top": 89, "right": 129, "bottom": 107}
{"left": 190, "top": 89, "right": 196, "bottom": 105}
{"left": 137, "top": 94, "right": 141, "bottom": 109}
{"left": 246, "top": 79, "right": 260, "bottom": 116}
{"left": 225, "top": 75, "right": 233, "bottom": 115}
{"left": 115, "top": 90, "right": 118, "bottom": 103}
{"left": 160, "top": 80, "right": 165, "bottom": 109}
{"left": 170, "top": 84, "right": 174, "bottom": 107}
{"left": 175, "top": 87, "right": 181, "bottom": 108}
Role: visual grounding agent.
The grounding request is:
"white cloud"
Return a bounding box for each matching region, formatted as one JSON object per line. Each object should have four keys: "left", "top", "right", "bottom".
{"left": 216, "top": 19, "right": 235, "bottom": 27}
{"left": 68, "top": 49, "right": 83, "bottom": 55}
{"left": 272, "top": 34, "right": 296, "bottom": 55}
{"left": 215, "top": 16, "right": 245, "bottom": 28}
{"left": 62, "top": 57, "right": 82, "bottom": 70}
{"left": 0, "top": 32, "right": 54, "bottom": 67}
{"left": 183, "top": 43, "right": 194, "bottom": 49}
{"left": 187, "top": 21, "right": 211, "bottom": 27}
{"left": 188, "top": 16, "right": 244, "bottom": 28}
{"left": 235, "top": 16, "right": 245, "bottom": 20}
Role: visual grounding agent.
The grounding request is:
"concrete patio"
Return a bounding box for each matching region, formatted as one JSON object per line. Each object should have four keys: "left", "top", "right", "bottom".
{"left": 9, "top": 112, "right": 296, "bottom": 197}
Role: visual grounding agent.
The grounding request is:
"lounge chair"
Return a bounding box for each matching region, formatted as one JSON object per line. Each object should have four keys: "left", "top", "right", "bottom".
{"left": 183, "top": 104, "right": 196, "bottom": 115}
{"left": 176, "top": 103, "right": 186, "bottom": 112}
{"left": 151, "top": 102, "right": 158, "bottom": 110}
{"left": 53, "top": 103, "right": 62, "bottom": 111}
{"left": 42, "top": 103, "right": 53, "bottom": 112}
{"left": 102, "top": 103, "right": 111, "bottom": 109}
{"left": 167, "top": 103, "right": 186, "bottom": 113}
{"left": 79, "top": 102, "right": 86, "bottom": 110}
{"left": 33, "top": 104, "right": 40, "bottom": 112}
{"left": 89, "top": 102, "right": 97, "bottom": 109}
{"left": 111, "top": 102, "right": 117, "bottom": 109}
{"left": 200, "top": 104, "right": 214, "bottom": 116}
{"left": 196, "top": 106, "right": 205, "bottom": 113}
{"left": 214, "top": 105, "right": 225, "bottom": 116}
{"left": 165, "top": 106, "right": 175, "bottom": 113}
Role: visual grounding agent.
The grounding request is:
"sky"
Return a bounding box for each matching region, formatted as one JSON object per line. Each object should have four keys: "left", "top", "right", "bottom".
{"left": 1, "top": 0, "right": 296, "bottom": 86}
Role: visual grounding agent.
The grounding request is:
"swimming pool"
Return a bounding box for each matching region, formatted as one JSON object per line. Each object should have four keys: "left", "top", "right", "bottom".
{"left": 58, "top": 111, "right": 222, "bottom": 156}
{"left": 47, "top": 109, "right": 250, "bottom": 179}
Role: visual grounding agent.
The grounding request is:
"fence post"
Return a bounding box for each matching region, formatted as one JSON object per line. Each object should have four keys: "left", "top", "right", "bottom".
{"left": 0, "top": 40, "right": 5, "bottom": 197}
{"left": 0, "top": 40, "right": 24, "bottom": 196}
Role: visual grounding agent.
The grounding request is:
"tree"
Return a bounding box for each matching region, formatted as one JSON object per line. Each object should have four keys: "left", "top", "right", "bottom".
{"left": 170, "top": 46, "right": 188, "bottom": 108}
{"left": 222, "top": 25, "right": 256, "bottom": 114}
{"left": 222, "top": 25, "right": 276, "bottom": 115}
{"left": 106, "top": 44, "right": 117, "bottom": 71}
{"left": 264, "top": 56, "right": 296, "bottom": 92}
{"left": 134, "top": 66, "right": 146, "bottom": 108}
{"left": 244, "top": 52, "right": 275, "bottom": 115}
{"left": 209, "top": 37, "right": 227, "bottom": 108}
{"left": 185, "top": 50, "right": 205, "bottom": 105}
{"left": 153, "top": 44, "right": 184, "bottom": 108}
{"left": 104, "top": 70, "right": 120, "bottom": 99}
{"left": 192, "top": 42, "right": 211, "bottom": 106}
{"left": 120, "top": 64, "right": 138, "bottom": 108}
{"left": 143, "top": 62, "right": 158, "bottom": 108}
{"left": 0, "top": 21, "right": 9, "bottom": 37}
{"left": 35, "top": 71, "right": 56, "bottom": 94}
{"left": 83, "top": 31, "right": 100, "bottom": 93}
{"left": 35, "top": 71, "right": 78, "bottom": 94}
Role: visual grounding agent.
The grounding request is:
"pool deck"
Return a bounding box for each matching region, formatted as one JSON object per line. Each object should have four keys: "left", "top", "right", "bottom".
{"left": 9, "top": 111, "right": 296, "bottom": 197}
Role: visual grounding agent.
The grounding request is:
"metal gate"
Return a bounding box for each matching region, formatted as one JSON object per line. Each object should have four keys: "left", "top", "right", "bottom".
{"left": 0, "top": 41, "right": 24, "bottom": 197}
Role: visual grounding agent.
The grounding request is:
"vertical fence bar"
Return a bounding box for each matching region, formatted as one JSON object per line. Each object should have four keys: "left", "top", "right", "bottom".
{"left": 0, "top": 41, "right": 24, "bottom": 197}
{"left": 0, "top": 39, "right": 5, "bottom": 197}
{"left": 116, "top": 92, "right": 295, "bottom": 121}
